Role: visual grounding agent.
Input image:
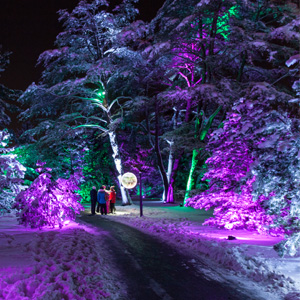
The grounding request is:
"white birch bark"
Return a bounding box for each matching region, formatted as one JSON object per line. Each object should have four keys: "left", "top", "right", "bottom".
{"left": 163, "top": 139, "right": 174, "bottom": 202}
{"left": 108, "top": 131, "right": 131, "bottom": 205}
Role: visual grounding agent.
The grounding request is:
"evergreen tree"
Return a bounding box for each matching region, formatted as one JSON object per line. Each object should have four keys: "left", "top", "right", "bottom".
{"left": 0, "top": 45, "right": 23, "bottom": 132}
{"left": 0, "top": 130, "right": 26, "bottom": 213}
{"left": 18, "top": 0, "right": 141, "bottom": 205}
{"left": 184, "top": 0, "right": 300, "bottom": 256}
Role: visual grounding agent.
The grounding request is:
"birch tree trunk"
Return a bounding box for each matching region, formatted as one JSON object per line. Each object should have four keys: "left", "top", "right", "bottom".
{"left": 155, "top": 101, "right": 169, "bottom": 201}
{"left": 108, "top": 131, "right": 132, "bottom": 205}
{"left": 166, "top": 155, "right": 181, "bottom": 203}
{"left": 163, "top": 140, "right": 174, "bottom": 202}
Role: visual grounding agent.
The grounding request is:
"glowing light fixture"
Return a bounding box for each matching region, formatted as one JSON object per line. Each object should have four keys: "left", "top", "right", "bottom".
{"left": 121, "top": 172, "right": 137, "bottom": 189}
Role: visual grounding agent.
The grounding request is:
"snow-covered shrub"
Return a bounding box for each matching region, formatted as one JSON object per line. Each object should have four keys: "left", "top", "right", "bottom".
{"left": 186, "top": 101, "right": 276, "bottom": 233}
{"left": 0, "top": 130, "right": 26, "bottom": 213}
{"left": 268, "top": 18, "right": 300, "bottom": 49}
{"left": 13, "top": 161, "right": 84, "bottom": 229}
{"left": 187, "top": 83, "right": 300, "bottom": 256}
{"left": 248, "top": 85, "right": 300, "bottom": 256}
{"left": 286, "top": 54, "right": 300, "bottom": 103}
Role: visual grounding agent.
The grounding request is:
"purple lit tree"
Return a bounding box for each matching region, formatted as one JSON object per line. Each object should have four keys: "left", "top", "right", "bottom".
{"left": 186, "top": 82, "right": 300, "bottom": 256}
{"left": 185, "top": 0, "right": 300, "bottom": 255}
{"left": 13, "top": 161, "right": 84, "bottom": 229}
{"left": 185, "top": 113, "right": 275, "bottom": 232}
{"left": 146, "top": 0, "right": 243, "bottom": 202}
{"left": 0, "top": 130, "right": 26, "bottom": 213}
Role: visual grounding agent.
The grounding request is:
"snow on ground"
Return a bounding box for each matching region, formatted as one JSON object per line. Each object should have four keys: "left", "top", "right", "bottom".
{"left": 0, "top": 214, "right": 127, "bottom": 300}
{"left": 101, "top": 201, "right": 300, "bottom": 300}
{"left": 1, "top": 202, "right": 299, "bottom": 300}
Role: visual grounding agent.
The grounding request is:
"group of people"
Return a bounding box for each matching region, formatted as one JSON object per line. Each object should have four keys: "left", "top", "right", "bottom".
{"left": 89, "top": 185, "right": 116, "bottom": 216}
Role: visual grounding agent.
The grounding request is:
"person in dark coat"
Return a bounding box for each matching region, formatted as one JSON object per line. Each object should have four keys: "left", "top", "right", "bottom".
{"left": 90, "top": 186, "right": 97, "bottom": 215}
{"left": 97, "top": 185, "right": 108, "bottom": 215}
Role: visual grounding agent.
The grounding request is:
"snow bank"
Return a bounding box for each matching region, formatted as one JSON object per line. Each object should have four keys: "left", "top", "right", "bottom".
{"left": 109, "top": 204, "right": 300, "bottom": 299}
{"left": 1, "top": 205, "right": 299, "bottom": 299}
{"left": 0, "top": 214, "right": 126, "bottom": 300}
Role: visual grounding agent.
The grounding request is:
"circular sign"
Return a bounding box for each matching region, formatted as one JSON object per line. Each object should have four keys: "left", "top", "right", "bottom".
{"left": 121, "top": 172, "right": 137, "bottom": 189}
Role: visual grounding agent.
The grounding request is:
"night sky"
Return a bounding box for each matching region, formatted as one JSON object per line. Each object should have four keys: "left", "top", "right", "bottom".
{"left": 0, "top": 0, "right": 164, "bottom": 91}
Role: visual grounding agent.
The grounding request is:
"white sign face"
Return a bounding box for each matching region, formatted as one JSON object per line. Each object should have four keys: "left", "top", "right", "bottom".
{"left": 121, "top": 172, "right": 137, "bottom": 189}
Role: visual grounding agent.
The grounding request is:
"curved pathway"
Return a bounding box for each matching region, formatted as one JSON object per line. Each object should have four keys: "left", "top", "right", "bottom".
{"left": 81, "top": 214, "right": 257, "bottom": 300}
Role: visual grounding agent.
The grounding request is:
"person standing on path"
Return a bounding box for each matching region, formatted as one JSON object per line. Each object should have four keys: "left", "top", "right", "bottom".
{"left": 97, "top": 185, "right": 108, "bottom": 215}
{"left": 109, "top": 186, "right": 116, "bottom": 214}
{"left": 90, "top": 186, "right": 97, "bottom": 215}
{"left": 105, "top": 186, "right": 110, "bottom": 214}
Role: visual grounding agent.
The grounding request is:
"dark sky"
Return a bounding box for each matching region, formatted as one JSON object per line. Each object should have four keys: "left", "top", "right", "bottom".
{"left": 0, "top": 0, "right": 164, "bottom": 91}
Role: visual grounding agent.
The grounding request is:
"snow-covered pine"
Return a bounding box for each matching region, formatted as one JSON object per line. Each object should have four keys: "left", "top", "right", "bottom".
{"left": 18, "top": 0, "right": 143, "bottom": 206}
{"left": 0, "top": 130, "right": 26, "bottom": 213}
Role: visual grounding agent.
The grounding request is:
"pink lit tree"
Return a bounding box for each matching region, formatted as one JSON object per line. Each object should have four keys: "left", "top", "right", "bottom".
{"left": 186, "top": 83, "right": 300, "bottom": 256}
{"left": 185, "top": 108, "right": 275, "bottom": 233}
{"left": 13, "top": 161, "right": 84, "bottom": 229}
{"left": 146, "top": 0, "right": 244, "bottom": 203}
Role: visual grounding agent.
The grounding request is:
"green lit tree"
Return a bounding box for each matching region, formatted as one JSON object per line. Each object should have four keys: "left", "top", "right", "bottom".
{"left": 145, "top": 0, "right": 239, "bottom": 202}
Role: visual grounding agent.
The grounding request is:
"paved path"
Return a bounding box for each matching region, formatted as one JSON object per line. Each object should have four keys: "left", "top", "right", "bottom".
{"left": 81, "top": 213, "right": 258, "bottom": 300}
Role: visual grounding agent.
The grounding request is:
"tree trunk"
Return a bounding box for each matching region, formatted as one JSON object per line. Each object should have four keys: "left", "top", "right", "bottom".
{"left": 209, "top": 3, "right": 221, "bottom": 56}
{"left": 184, "top": 149, "right": 199, "bottom": 201}
{"left": 108, "top": 131, "right": 132, "bottom": 205}
{"left": 166, "top": 140, "right": 174, "bottom": 183}
{"left": 155, "top": 101, "right": 169, "bottom": 201}
{"left": 198, "top": 18, "right": 207, "bottom": 84}
{"left": 184, "top": 106, "right": 222, "bottom": 203}
{"left": 166, "top": 155, "right": 181, "bottom": 203}
{"left": 163, "top": 140, "right": 174, "bottom": 202}
{"left": 237, "top": 50, "right": 247, "bottom": 82}
{"left": 185, "top": 99, "right": 192, "bottom": 123}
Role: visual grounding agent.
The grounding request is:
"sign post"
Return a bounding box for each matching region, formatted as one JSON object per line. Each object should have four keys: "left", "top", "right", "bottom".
{"left": 139, "top": 172, "right": 143, "bottom": 217}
